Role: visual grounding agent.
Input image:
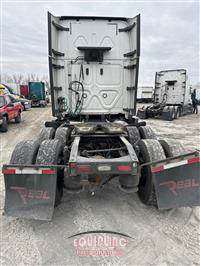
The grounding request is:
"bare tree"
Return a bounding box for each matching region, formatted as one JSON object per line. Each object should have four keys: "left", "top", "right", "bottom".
{"left": 12, "top": 73, "right": 24, "bottom": 84}
{"left": 1, "top": 74, "right": 13, "bottom": 84}
{"left": 1, "top": 73, "right": 49, "bottom": 87}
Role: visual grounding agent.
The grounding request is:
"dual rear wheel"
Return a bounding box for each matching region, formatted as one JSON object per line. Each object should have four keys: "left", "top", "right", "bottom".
{"left": 10, "top": 136, "right": 67, "bottom": 207}
{"left": 127, "top": 125, "right": 186, "bottom": 206}
{"left": 10, "top": 124, "right": 187, "bottom": 208}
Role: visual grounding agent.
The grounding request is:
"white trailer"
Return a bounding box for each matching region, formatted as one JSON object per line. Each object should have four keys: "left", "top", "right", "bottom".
{"left": 137, "top": 86, "right": 153, "bottom": 102}
{"left": 137, "top": 69, "right": 193, "bottom": 120}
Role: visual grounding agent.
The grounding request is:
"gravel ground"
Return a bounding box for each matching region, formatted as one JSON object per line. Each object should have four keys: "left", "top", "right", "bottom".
{"left": 0, "top": 105, "right": 200, "bottom": 266}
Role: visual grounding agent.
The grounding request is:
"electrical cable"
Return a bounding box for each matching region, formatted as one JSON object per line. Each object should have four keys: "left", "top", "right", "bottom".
{"left": 63, "top": 63, "right": 85, "bottom": 117}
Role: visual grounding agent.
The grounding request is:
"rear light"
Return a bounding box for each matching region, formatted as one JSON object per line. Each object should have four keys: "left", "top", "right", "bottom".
{"left": 42, "top": 169, "right": 56, "bottom": 175}
{"left": 117, "top": 165, "right": 132, "bottom": 172}
{"left": 77, "top": 165, "right": 92, "bottom": 172}
{"left": 2, "top": 168, "right": 16, "bottom": 174}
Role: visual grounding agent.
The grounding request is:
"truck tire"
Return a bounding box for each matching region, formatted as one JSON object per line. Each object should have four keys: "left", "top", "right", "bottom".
{"left": 138, "top": 139, "right": 166, "bottom": 206}
{"left": 0, "top": 116, "right": 8, "bottom": 132}
{"left": 126, "top": 126, "right": 140, "bottom": 145}
{"left": 55, "top": 127, "right": 70, "bottom": 146}
{"left": 175, "top": 107, "right": 181, "bottom": 119}
{"left": 168, "top": 107, "right": 175, "bottom": 121}
{"left": 159, "top": 139, "right": 186, "bottom": 157}
{"left": 15, "top": 111, "right": 21, "bottom": 123}
{"left": 37, "top": 127, "right": 55, "bottom": 144}
{"left": 10, "top": 140, "right": 40, "bottom": 164}
{"left": 139, "top": 126, "right": 157, "bottom": 139}
{"left": 36, "top": 139, "right": 64, "bottom": 206}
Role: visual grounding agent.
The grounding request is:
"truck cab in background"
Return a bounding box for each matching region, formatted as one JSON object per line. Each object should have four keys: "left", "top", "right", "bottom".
{"left": 137, "top": 69, "right": 193, "bottom": 120}
{"left": 28, "top": 82, "right": 47, "bottom": 107}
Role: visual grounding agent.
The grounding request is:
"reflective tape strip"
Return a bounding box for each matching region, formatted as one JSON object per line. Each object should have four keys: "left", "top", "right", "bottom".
{"left": 15, "top": 168, "right": 43, "bottom": 174}
{"left": 151, "top": 156, "right": 199, "bottom": 173}
{"left": 2, "top": 168, "right": 16, "bottom": 174}
{"left": 163, "top": 160, "right": 188, "bottom": 170}
{"left": 151, "top": 165, "right": 164, "bottom": 173}
{"left": 188, "top": 157, "right": 200, "bottom": 164}
{"left": 3, "top": 168, "right": 56, "bottom": 175}
{"left": 16, "top": 168, "right": 42, "bottom": 174}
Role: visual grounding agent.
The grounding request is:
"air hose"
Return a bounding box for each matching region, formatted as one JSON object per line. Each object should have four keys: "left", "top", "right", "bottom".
{"left": 64, "top": 63, "right": 85, "bottom": 117}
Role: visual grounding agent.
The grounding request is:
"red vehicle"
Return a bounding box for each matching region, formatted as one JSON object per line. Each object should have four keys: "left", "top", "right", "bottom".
{"left": 20, "top": 85, "right": 29, "bottom": 98}
{"left": 0, "top": 94, "right": 22, "bottom": 132}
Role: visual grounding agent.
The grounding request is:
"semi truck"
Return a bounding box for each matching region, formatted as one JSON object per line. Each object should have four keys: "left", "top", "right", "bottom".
{"left": 28, "top": 81, "right": 47, "bottom": 107}
{"left": 137, "top": 86, "right": 153, "bottom": 102}
{"left": 137, "top": 69, "right": 193, "bottom": 120}
{"left": 2, "top": 13, "right": 200, "bottom": 221}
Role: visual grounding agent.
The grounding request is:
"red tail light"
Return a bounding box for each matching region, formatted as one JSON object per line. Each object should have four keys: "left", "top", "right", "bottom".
{"left": 77, "top": 165, "right": 92, "bottom": 172}
{"left": 117, "top": 165, "right": 132, "bottom": 172}
{"left": 2, "top": 168, "right": 16, "bottom": 174}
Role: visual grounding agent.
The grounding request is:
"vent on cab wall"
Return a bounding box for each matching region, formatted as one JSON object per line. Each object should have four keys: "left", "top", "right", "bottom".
{"left": 165, "top": 80, "right": 177, "bottom": 86}
{"left": 77, "top": 46, "right": 111, "bottom": 62}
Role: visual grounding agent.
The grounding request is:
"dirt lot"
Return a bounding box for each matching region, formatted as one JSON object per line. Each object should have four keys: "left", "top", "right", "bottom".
{"left": 0, "top": 106, "right": 200, "bottom": 266}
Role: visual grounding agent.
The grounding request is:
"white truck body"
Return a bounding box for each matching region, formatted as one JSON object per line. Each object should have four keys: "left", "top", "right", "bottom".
{"left": 137, "top": 86, "right": 153, "bottom": 102}
{"left": 154, "top": 69, "right": 191, "bottom": 106}
{"left": 48, "top": 13, "right": 140, "bottom": 118}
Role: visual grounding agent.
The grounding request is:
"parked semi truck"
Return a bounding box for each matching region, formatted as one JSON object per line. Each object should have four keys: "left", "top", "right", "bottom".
{"left": 2, "top": 13, "right": 200, "bottom": 221}
{"left": 137, "top": 69, "right": 193, "bottom": 120}
{"left": 137, "top": 86, "right": 153, "bottom": 103}
{"left": 28, "top": 82, "right": 47, "bottom": 107}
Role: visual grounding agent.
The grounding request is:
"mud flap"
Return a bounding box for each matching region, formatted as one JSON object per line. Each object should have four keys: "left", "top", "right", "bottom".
{"left": 137, "top": 108, "right": 147, "bottom": 119}
{"left": 151, "top": 156, "right": 200, "bottom": 209}
{"left": 161, "top": 108, "right": 173, "bottom": 121}
{"left": 3, "top": 166, "right": 57, "bottom": 220}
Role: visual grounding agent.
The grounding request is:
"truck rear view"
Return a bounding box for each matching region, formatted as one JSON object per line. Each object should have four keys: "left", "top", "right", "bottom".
{"left": 49, "top": 14, "right": 140, "bottom": 119}
{"left": 138, "top": 69, "right": 193, "bottom": 120}
{"left": 2, "top": 13, "right": 200, "bottom": 221}
{"left": 29, "top": 82, "right": 47, "bottom": 107}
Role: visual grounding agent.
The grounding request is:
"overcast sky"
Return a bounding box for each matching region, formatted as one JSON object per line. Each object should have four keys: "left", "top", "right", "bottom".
{"left": 0, "top": 0, "right": 199, "bottom": 85}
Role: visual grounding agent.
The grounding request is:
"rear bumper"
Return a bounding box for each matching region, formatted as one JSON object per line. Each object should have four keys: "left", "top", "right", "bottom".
{"left": 68, "top": 136, "right": 139, "bottom": 176}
